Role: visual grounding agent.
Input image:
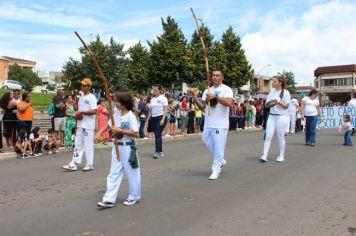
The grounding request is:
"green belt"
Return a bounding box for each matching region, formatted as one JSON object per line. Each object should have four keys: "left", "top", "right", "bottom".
{"left": 116, "top": 140, "right": 139, "bottom": 169}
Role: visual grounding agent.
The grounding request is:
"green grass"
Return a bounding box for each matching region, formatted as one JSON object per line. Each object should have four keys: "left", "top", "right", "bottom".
{"left": 0, "top": 89, "right": 54, "bottom": 110}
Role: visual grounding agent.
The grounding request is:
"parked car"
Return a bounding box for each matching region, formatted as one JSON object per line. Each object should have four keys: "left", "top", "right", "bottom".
{"left": 2, "top": 80, "right": 23, "bottom": 90}
{"left": 41, "top": 85, "right": 49, "bottom": 93}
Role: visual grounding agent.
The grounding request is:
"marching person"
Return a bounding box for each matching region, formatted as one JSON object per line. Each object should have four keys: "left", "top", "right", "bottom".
{"left": 96, "top": 91, "right": 141, "bottom": 208}
{"left": 300, "top": 90, "right": 321, "bottom": 146}
{"left": 260, "top": 76, "right": 290, "bottom": 163}
{"left": 191, "top": 70, "right": 233, "bottom": 180}
{"left": 62, "top": 78, "right": 98, "bottom": 171}
{"left": 286, "top": 95, "right": 299, "bottom": 135}
{"left": 146, "top": 84, "right": 168, "bottom": 159}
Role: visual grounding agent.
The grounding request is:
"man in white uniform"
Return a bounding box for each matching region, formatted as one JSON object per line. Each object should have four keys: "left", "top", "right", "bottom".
{"left": 63, "top": 78, "right": 98, "bottom": 171}
{"left": 191, "top": 70, "right": 233, "bottom": 180}
{"left": 286, "top": 95, "right": 299, "bottom": 134}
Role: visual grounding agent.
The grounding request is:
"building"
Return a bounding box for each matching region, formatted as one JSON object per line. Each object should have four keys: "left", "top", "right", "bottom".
{"left": 314, "top": 64, "right": 356, "bottom": 102}
{"left": 295, "top": 85, "right": 314, "bottom": 99}
{"left": 38, "top": 70, "right": 63, "bottom": 85}
{"left": 0, "top": 56, "right": 37, "bottom": 83}
{"left": 253, "top": 75, "right": 273, "bottom": 94}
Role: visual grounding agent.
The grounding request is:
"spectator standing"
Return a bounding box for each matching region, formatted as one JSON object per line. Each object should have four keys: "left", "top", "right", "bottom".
{"left": 53, "top": 89, "right": 67, "bottom": 146}
{"left": 179, "top": 97, "right": 188, "bottom": 134}
{"left": 64, "top": 96, "right": 76, "bottom": 148}
{"left": 17, "top": 92, "right": 33, "bottom": 136}
{"left": 138, "top": 97, "right": 149, "bottom": 139}
{"left": 187, "top": 97, "right": 195, "bottom": 134}
{"left": 194, "top": 98, "right": 203, "bottom": 133}
{"left": 12, "top": 89, "right": 21, "bottom": 104}
{"left": 97, "top": 98, "right": 109, "bottom": 142}
{"left": 0, "top": 92, "right": 18, "bottom": 148}
{"left": 347, "top": 93, "right": 356, "bottom": 135}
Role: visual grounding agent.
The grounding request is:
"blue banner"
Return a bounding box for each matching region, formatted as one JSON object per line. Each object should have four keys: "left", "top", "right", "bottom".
{"left": 319, "top": 106, "right": 356, "bottom": 128}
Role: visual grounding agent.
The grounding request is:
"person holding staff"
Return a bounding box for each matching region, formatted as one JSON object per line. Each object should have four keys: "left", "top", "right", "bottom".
{"left": 191, "top": 70, "right": 233, "bottom": 180}
{"left": 96, "top": 91, "right": 141, "bottom": 208}
{"left": 300, "top": 90, "right": 321, "bottom": 146}
{"left": 260, "top": 76, "right": 290, "bottom": 163}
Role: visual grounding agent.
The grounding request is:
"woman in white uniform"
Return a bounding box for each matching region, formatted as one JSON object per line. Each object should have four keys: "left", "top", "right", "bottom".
{"left": 96, "top": 91, "right": 141, "bottom": 208}
{"left": 260, "top": 76, "right": 290, "bottom": 163}
{"left": 147, "top": 85, "right": 168, "bottom": 159}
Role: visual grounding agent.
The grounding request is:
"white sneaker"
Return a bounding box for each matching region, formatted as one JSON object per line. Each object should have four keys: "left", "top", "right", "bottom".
{"left": 276, "top": 156, "right": 285, "bottom": 162}
{"left": 209, "top": 172, "right": 220, "bottom": 180}
{"left": 123, "top": 199, "right": 139, "bottom": 206}
{"left": 83, "top": 165, "right": 94, "bottom": 171}
{"left": 97, "top": 201, "right": 114, "bottom": 208}
{"left": 48, "top": 151, "right": 53, "bottom": 155}
{"left": 260, "top": 155, "right": 268, "bottom": 163}
{"left": 62, "top": 163, "right": 77, "bottom": 171}
{"left": 55, "top": 150, "right": 60, "bottom": 154}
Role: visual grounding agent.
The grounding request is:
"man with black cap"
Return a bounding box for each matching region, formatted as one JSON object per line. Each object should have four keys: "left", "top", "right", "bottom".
{"left": 62, "top": 78, "right": 98, "bottom": 171}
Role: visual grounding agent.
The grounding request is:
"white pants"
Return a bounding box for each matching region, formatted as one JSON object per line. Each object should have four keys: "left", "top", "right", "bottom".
{"left": 263, "top": 114, "right": 289, "bottom": 158}
{"left": 72, "top": 128, "right": 94, "bottom": 167}
{"left": 103, "top": 144, "right": 141, "bottom": 203}
{"left": 289, "top": 113, "right": 296, "bottom": 134}
{"left": 203, "top": 128, "right": 228, "bottom": 173}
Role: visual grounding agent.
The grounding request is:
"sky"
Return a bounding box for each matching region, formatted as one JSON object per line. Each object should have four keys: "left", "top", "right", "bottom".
{"left": 0, "top": 0, "right": 355, "bottom": 84}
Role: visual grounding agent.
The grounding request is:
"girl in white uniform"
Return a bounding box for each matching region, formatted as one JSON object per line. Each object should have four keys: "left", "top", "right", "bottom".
{"left": 260, "top": 76, "right": 290, "bottom": 162}
{"left": 96, "top": 92, "right": 141, "bottom": 208}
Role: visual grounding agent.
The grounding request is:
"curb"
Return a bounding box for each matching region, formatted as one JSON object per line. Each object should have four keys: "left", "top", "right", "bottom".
{"left": 0, "top": 128, "right": 263, "bottom": 161}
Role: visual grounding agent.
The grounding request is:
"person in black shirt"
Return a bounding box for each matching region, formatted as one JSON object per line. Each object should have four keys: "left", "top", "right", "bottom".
{"left": 53, "top": 89, "right": 66, "bottom": 146}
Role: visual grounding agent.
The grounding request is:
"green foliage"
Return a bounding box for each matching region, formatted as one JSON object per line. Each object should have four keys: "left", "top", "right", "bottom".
{"left": 8, "top": 64, "right": 42, "bottom": 91}
{"left": 277, "top": 70, "right": 297, "bottom": 94}
{"left": 63, "top": 35, "right": 128, "bottom": 92}
{"left": 127, "top": 42, "right": 153, "bottom": 92}
{"left": 221, "top": 26, "right": 254, "bottom": 88}
{"left": 148, "top": 16, "right": 194, "bottom": 88}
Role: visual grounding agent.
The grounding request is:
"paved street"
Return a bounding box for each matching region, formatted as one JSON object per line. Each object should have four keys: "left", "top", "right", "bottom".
{"left": 0, "top": 129, "right": 355, "bottom": 236}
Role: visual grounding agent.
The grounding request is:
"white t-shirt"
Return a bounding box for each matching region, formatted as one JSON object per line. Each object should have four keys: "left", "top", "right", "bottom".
{"left": 151, "top": 95, "right": 168, "bottom": 117}
{"left": 302, "top": 96, "right": 319, "bottom": 116}
{"left": 342, "top": 121, "right": 353, "bottom": 131}
{"left": 202, "top": 84, "right": 233, "bottom": 129}
{"left": 77, "top": 93, "right": 98, "bottom": 130}
{"left": 109, "top": 110, "right": 139, "bottom": 142}
{"left": 348, "top": 98, "right": 356, "bottom": 107}
{"left": 288, "top": 98, "right": 299, "bottom": 114}
{"left": 266, "top": 89, "right": 291, "bottom": 115}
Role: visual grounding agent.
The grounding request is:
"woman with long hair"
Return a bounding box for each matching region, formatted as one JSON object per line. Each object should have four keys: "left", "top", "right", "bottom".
{"left": 300, "top": 90, "right": 321, "bottom": 146}
{"left": 147, "top": 85, "right": 168, "bottom": 159}
{"left": 0, "top": 92, "right": 18, "bottom": 148}
{"left": 260, "top": 76, "right": 290, "bottom": 163}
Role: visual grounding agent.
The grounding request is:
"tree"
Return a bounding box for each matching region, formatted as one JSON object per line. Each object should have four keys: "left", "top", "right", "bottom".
{"left": 221, "top": 26, "right": 254, "bottom": 88}
{"left": 127, "top": 42, "right": 153, "bottom": 92}
{"left": 148, "top": 16, "right": 194, "bottom": 89}
{"left": 8, "top": 64, "right": 42, "bottom": 91}
{"left": 277, "top": 70, "right": 297, "bottom": 94}
{"left": 63, "top": 35, "right": 128, "bottom": 92}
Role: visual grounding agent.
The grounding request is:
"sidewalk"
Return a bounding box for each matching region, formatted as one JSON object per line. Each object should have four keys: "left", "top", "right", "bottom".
{"left": 0, "top": 128, "right": 263, "bottom": 160}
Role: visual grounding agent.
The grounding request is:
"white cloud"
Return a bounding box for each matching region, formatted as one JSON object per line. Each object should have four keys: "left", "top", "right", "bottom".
{"left": 242, "top": 0, "right": 356, "bottom": 83}
{"left": 0, "top": 2, "right": 103, "bottom": 29}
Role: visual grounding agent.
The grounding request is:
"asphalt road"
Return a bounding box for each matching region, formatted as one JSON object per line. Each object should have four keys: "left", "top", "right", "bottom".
{"left": 0, "top": 129, "right": 355, "bottom": 236}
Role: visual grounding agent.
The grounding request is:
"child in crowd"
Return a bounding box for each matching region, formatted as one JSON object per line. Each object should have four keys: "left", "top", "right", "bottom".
{"left": 96, "top": 91, "right": 141, "bottom": 208}
{"left": 29, "top": 127, "right": 45, "bottom": 156}
{"left": 168, "top": 99, "right": 176, "bottom": 136}
{"left": 15, "top": 129, "right": 33, "bottom": 159}
{"left": 44, "top": 128, "right": 60, "bottom": 154}
{"left": 338, "top": 115, "right": 353, "bottom": 146}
